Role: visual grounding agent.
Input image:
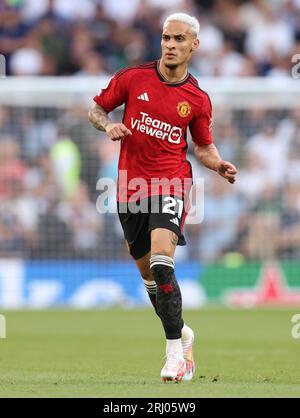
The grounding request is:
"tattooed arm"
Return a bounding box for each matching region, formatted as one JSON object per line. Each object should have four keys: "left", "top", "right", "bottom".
{"left": 88, "top": 103, "right": 132, "bottom": 141}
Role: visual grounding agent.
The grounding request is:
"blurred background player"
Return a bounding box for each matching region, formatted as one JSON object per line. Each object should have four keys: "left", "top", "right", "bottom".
{"left": 89, "top": 13, "right": 237, "bottom": 382}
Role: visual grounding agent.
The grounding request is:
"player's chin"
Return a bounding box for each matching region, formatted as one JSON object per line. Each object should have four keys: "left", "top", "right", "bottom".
{"left": 163, "top": 57, "right": 179, "bottom": 68}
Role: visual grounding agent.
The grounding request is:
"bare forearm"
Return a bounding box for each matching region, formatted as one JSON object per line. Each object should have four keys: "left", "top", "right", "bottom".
{"left": 88, "top": 103, "right": 112, "bottom": 132}
{"left": 88, "top": 103, "right": 132, "bottom": 141}
{"left": 194, "top": 143, "right": 222, "bottom": 172}
{"left": 194, "top": 143, "right": 237, "bottom": 183}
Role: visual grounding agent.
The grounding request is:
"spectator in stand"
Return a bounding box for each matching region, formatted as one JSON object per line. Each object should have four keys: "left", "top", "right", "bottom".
{"left": 75, "top": 51, "right": 110, "bottom": 78}
{"left": 24, "top": 152, "right": 62, "bottom": 207}
{"left": 0, "top": 5, "right": 28, "bottom": 59}
{"left": 57, "top": 181, "right": 103, "bottom": 259}
{"left": 212, "top": 39, "right": 248, "bottom": 77}
{"left": 246, "top": 118, "right": 290, "bottom": 188}
{"left": 32, "top": 195, "right": 72, "bottom": 259}
{"left": 286, "top": 143, "right": 300, "bottom": 185}
{"left": 189, "top": 176, "right": 244, "bottom": 262}
{"left": 9, "top": 33, "right": 45, "bottom": 75}
{"left": 190, "top": 15, "right": 224, "bottom": 76}
{"left": 213, "top": 117, "right": 243, "bottom": 164}
{"left": 32, "top": 18, "right": 70, "bottom": 75}
{"left": 0, "top": 138, "right": 27, "bottom": 198}
{"left": 235, "top": 151, "right": 266, "bottom": 203}
{"left": 101, "top": 0, "right": 140, "bottom": 25}
{"left": 70, "top": 24, "right": 96, "bottom": 72}
{"left": 0, "top": 183, "right": 29, "bottom": 258}
{"left": 0, "top": 108, "right": 21, "bottom": 138}
{"left": 241, "top": 185, "right": 282, "bottom": 260}
{"left": 50, "top": 134, "right": 81, "bottom": 198}
{"left": 238, "top": 108, "right": 267, "bottom": 138}
{"left": 21, "top": 0, "right": 96, "bottom": 23}
{"left": 96, "top": 136, "right": 126, "bottom": 259}
{"left": 58, "top": 106, "right": 101, "bottom": 199}
{"left": 0, "top": 0, "right": 299, "bottom": 76}
{"left": 245, "top": 4, "right": 294, "bottom": 75}
{"left": 0, "top": 139, "right": 36, "bottom": 258}
{"left": 278, "top": 107, "right": 300, "bottom": 146}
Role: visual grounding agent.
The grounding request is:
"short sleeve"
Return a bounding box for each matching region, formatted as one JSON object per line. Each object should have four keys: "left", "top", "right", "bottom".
{"left": 189, "top": 94, "right": 213, "bottom": 146}
{"left": 93, "top": 71, "right": 129, "bottom": 113}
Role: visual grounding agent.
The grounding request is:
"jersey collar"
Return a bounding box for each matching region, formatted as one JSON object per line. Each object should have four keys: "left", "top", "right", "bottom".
{"left": 155, "top": 60, "right": 190, "bottom": 87}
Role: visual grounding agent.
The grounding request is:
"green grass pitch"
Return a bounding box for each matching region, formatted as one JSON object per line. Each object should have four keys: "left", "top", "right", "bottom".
{"left": 0, "top": 308, "right": 299, "bottom": 398}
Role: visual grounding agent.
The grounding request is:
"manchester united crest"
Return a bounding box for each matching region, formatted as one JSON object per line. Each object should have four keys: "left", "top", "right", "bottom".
{"left": 177, "top": 101, "right": 191, "bottom": 118}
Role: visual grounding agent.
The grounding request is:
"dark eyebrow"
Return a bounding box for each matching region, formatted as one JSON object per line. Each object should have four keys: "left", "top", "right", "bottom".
{"left": 162, "top": 33, "right": 187, "bottom": 38}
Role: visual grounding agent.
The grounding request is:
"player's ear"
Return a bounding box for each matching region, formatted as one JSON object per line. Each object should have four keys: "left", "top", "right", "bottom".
{"left": 192, "top": 38, "right": 200, "bottom": 52}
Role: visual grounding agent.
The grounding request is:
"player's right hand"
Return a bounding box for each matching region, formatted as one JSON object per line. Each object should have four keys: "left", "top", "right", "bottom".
{"left": 105, "top": 123, "right": 132, "bottom": 141}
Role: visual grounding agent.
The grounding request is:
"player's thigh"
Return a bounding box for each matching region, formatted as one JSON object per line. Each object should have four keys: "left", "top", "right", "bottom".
{"left": 150, "top": 228, "right": 177, "bottom": 258}
{"left": 118, "top": 203, "right": 151, "bottom": 260}
{"left": 149, "top": 195, "right": 186, "bottom": 258}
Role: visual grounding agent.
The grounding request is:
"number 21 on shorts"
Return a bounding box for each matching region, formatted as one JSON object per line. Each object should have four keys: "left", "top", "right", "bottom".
{"left": 162, "top": 196, "right": 184, "bottom": 219}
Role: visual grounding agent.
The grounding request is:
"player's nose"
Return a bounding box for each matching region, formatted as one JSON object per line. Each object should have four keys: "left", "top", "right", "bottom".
{"left": 166, "top": 40, "right": 175, "bottom": 49}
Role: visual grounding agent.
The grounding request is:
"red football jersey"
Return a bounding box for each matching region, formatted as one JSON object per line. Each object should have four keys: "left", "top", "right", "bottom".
{"left": 93, "top": 60, "right": 213, "bottom": 202}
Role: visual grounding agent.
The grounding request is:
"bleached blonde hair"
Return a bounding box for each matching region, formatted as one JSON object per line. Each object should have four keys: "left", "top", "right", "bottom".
{"left": 163, "top": 13, "right": 200, "bottom": 37}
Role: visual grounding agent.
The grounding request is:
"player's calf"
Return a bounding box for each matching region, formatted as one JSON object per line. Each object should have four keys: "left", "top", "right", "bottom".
{"left": 150, "top": 254, "right": 184, "bottom": 341}
{"left": 142, "top": 277, "right": 159, "bottom": 316}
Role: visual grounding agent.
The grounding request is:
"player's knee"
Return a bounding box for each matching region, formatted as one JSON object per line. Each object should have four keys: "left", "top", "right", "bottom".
{"left": 150, "top": 247, "right": 173, "bottom": 258}
{"left": 151, "top": 229, "right": 176, "bottom": 258}
{"left": 151, "top": 237, "right": 174, "bottom": 258}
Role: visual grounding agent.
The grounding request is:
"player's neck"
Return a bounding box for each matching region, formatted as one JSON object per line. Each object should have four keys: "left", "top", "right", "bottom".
{"left": 158, "top": 60, "right": 188, "bottom": 83}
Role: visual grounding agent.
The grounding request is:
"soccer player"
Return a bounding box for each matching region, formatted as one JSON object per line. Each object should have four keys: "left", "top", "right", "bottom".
{"left": 89, "top": 13, "right": 237, "bottom": 382}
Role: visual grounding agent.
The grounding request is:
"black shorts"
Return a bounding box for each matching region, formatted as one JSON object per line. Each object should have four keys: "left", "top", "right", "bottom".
{"left": 117, "top": 195, "right": 187, "bottom": 260}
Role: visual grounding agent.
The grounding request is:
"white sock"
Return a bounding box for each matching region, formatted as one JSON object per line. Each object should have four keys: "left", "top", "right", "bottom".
{"left": 166, "top": 338, "right": 183, "bottom": 358}
{"left": 181, "top": 324, "right": 194, "bottom": 351}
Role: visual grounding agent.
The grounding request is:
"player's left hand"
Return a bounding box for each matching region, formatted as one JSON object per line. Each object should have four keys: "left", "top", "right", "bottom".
{"left": 217, "top": 161, "right": 237, "bottom": 184}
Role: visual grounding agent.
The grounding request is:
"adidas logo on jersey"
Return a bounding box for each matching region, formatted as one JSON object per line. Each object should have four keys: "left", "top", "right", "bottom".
{"left": 137, "top": 92, "right": 149, "bottom": 101}
{"left": 170, "top": 218, "right": 179, "bottom": 227}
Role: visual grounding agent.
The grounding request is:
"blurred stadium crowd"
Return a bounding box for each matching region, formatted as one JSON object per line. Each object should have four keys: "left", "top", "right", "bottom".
{"left": 1, "top": 0, "right": 300, "bottom": 77}
{"left": 1, "top": 104, "right": 300, "bottom": 262}
{"left": 1, "top": 0, "right": 300, "bottom": 263}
